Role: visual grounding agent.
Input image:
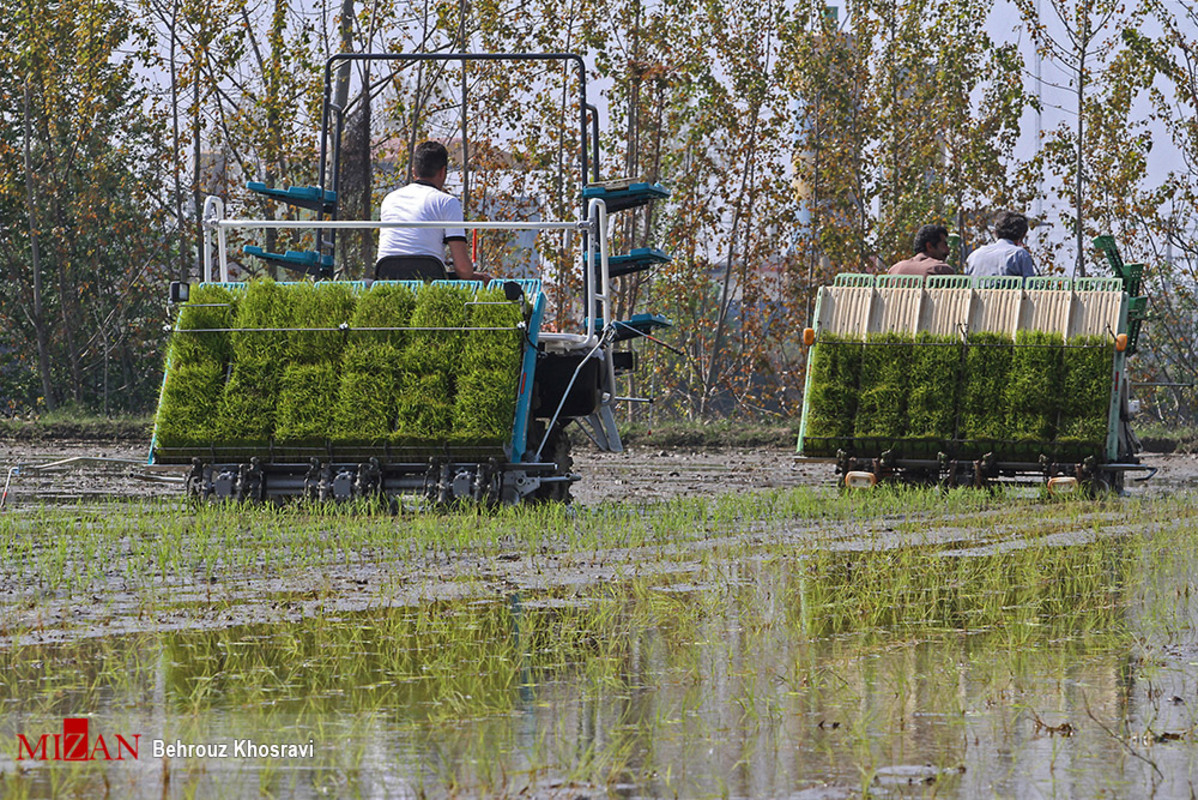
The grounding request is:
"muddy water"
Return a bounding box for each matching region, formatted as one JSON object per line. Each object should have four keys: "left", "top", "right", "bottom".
{"left": 3, "top": 443, "right": 1198, "bottom": 798}
{"left": 3, "top": 517, "right": 1198, "bottom": 799}
{"left": 3, "top": 441, "right": 1196, "bottom": 506}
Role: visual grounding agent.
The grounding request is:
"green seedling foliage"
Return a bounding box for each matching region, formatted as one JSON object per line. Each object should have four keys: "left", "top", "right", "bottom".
{"left": 453, "top": 289, "right": 524, "bottom": 442}
{"left": 961, "top": 332, "right": 1013, "bottom": 441}
{"left": 351, "top": 283, "right": 417, "bottom": 347}
{"left": 906, "top": 332, "right": 960, "bottom": 440}
{"left": 803, "top": 334, "right": 862, "bottom": 440}
{"left": 276, "top": 363, "right": 340, "bottom": 442}
{"left": 160, "top": 281, "right": 528, "bottom": 449}
{"left": 218, "top": 280, "right": 292, "bottom": 443}
{"left": 394, "top": 369, "right": 453, "bottom": 442}
{"left": 154, "top": 361, "right": 224, "bottom": 447}
{"left": 333, "top": 343, "right": 400, "bottom": 441}
{"left": 288, "top": 281, "right": 357, "bottom": 362}
{"left": 231, "top": 278, "right": 289, "bottom": 365}
{"left": 854, "top": 332, "right": 911, "bottom": 439}
{"left": 156, "top": 285, "right": 239, "bottom": 447}
{"left": 1060, "top": 336, "right": 1113, "bottom": 443}
{"left": 216, "top": 355, "right": 278, "bottom": 442}
{"left": 460, "top": 289, "right": 523, "bottom": 371}
{"left": 392, "top": 285, "right": 471, "bottom": 441}
{"left": 168, "top": 284, "right": 238, "bottom": 366}
{"left": 406, "top": 283, "right": 470, "bottom": 370}
{"left": 1005, "top": 330, "right": 1063, "bottom": 442}
{"left": 453, "top": 373, "right": 517, "bottom": 444}
{"left": 13, "top": 487, "right": 1198, "bottom": 800}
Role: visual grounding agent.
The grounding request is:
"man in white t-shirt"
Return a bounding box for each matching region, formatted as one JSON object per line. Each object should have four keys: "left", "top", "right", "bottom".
{"left": 376, "top": 141, "right": 491, "bottom": 282}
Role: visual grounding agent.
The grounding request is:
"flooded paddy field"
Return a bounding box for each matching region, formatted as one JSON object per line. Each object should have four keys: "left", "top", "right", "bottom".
{"left": 1, "top": 444, "right": 1198, "bottom": 798}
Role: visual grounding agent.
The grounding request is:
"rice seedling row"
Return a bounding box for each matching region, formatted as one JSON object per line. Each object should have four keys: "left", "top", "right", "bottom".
{"left": 154, "top": 280, "right": 523, "bottom": 451}
{"left": 1, "top": 487, "right": 1195, "bottom": 799}
{"left": 802, "top": 331, "right": 1116, "bottom": 460}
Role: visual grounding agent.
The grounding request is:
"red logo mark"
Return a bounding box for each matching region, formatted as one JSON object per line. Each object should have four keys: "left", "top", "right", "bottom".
{"left": 17, "top": 718, "right": 140, "bottom": 761}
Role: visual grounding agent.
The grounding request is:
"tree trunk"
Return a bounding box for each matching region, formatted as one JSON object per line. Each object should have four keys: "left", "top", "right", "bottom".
{"left": 700, "top": 114, "right": 761, "bottom": 417}
{"left": 49, "top": 197, "right": 83, "bottom": 404}
{"left": 459, "top": 0, "right": 469, "bottom": 216}
{"left": 32, "top": 70, "right": 84, "bottom": 403}
{"left": 339, "top": 80, "right": 374, "bottom": 275}
{"left": 21, "top": 82, "right": 56, "bottom": 411}
{"left": 406, "top": 0, "right": 431, "bottom": 179}
{"left": 193, "top": 49, "right": 204, "bottom": 278}
{"left": 169, "top": 0, "right": 187, "bottom": 282}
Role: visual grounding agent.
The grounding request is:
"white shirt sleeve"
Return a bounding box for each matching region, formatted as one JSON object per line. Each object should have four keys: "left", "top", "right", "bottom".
{"left": 438, "top": 195, "right": 466, "bottom": 242}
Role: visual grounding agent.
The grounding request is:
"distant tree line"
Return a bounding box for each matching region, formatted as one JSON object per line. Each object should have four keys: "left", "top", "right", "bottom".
{"left": 0, "top": 0, "right": 1193, "bottom": 424}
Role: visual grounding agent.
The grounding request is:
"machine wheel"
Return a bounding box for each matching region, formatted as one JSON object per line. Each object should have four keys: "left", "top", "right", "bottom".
{"left": 531, "top": 423, "right": 573, "bottom": 504}
{"left": 1087, "top": 469, "right": 1124, "bottom": 497}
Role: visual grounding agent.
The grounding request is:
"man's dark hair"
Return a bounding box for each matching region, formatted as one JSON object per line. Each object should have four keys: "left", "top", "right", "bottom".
{"left": 411, "top": 141, "right": 449, "bottom": 180}
{"left": 994, "top": 210, "right": 1029, "bottom": 243}
{"left": 913, "top": 224, "right": 948, "bottom": 255}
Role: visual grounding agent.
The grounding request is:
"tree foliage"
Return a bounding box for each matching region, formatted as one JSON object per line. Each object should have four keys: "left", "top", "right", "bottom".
{"left": 0, "top": 0, "right": 168, "bottom": 413}
{"left": 0, "top": 0, "right": 1191, "bottom": 426}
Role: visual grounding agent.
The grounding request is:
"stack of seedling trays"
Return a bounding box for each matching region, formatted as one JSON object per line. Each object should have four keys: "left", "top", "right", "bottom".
{"left": 151, "top": 279, "right": 527, "bottom": 465}
{"left": 797, "top": 270, "right": 1130, "bottom": 466}
{"left": 800, "top": 330, "right": 1114, "bottom": 461}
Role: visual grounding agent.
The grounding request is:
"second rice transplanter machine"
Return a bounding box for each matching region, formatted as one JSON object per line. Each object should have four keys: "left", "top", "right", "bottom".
{"left": 796, "top": 235, "right": 1156, "bottom": 493}
{"left": 149, "top": 52, "right": 674, "bottom": 504}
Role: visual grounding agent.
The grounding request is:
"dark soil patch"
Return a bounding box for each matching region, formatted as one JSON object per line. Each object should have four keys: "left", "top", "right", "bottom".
{"left": 0, "top": 418, "right": 152, "bottom": 442}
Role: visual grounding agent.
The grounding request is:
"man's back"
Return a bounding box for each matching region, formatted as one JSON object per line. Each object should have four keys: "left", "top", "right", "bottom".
{"left": 966, "top": 239, "right": 1035, "bottom": 278}
{"left": 378, "top": 181, "right": 465, "bottom": 265}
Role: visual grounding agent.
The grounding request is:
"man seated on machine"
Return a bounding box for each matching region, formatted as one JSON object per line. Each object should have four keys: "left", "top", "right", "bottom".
{"left": 888, "top": 224, "right": 955, "bottom": 277}
{"left": 375, "top": 140, "right": 492, "bottom": 283}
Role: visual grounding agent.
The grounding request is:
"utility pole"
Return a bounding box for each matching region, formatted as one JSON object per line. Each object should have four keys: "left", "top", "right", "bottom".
{"left": 459, "top": 0, "right": 469, "bottom": 215}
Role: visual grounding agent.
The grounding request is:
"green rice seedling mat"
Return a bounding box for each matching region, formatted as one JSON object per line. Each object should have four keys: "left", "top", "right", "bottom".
{"left": 276, "top": 363, "right": 341, "bottom": 442}
{"left": 906, "top": 332, "right": 960, "bottom": 440}
{"left": 287, "top": 281, "right": 356, "bottom": 362}
{"left": 216, "top": 355, "right": 280, "bottom": 445}
{"left": 153, "top": 280, "right": 527, "bottom": 463}
{"left": 854, "top": 332, "right": 911, "bottom": 439}
{"left": 405, "top": 283, "right": 470, "bottom": 368}
{"left": 1005, "top": 330, "right": 1063, "bottom": 442}
{"left": 393, "top": 369, "right": 455, "bottom": 442}
{"left": 230, "top": 279, "right": 291, "bottom": 365}
{"left": 803, "top": 334, "right": 863, "bottom": 451}
{"left": 332, "top": 343, "right": 400, "bottom": 443}
{"left": 453, "top": 288, "right": 524, "bottom": 443}
{"left": 154, "top": 361, "right": 226, "bottom": 448}
{"left": 1059, "top": 335, "right": 1113, "bottom": 445}
{"left": 168, "top": 283, "right": 238, "bottom": 366}
{"left": 960, "top": 332, "right": 1013, "bottom": 441}
{"left": 349, "top": 282, "right": 416, "bottom": 347}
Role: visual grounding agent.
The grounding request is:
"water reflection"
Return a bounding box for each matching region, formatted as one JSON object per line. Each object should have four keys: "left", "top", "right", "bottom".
{"left": 2, "top": 531, "right": 1197, "bottom": 799}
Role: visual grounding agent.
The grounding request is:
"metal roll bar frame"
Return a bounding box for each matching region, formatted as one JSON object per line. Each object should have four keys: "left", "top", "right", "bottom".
{"left": 317, "top": 52, "right": 596, "bottom": 262}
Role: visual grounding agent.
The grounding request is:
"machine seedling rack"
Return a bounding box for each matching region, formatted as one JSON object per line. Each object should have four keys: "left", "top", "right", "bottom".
{"left": 797, "top": 240, "right": 1154, "bottom": 492}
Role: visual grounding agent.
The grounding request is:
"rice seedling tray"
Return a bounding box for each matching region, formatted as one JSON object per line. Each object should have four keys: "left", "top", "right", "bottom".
{"left": 797, "top": 270, "right": 1143, "bottom": 488}
{"left": 150, "top": 274, "right": 634, "bottom": 504}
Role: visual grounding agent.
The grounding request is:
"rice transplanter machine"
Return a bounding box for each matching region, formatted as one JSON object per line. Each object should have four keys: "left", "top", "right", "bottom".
{"left": 149, "top": 52, "right": 673, "bottom": 504}
{"left": 796, "top": 235, "right": 1154, "bottom": 492}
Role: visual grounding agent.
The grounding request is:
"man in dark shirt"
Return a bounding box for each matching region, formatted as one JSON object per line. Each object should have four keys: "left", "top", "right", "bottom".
{"left": 889, "top": 225, "right": 954, "bottom": 277}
